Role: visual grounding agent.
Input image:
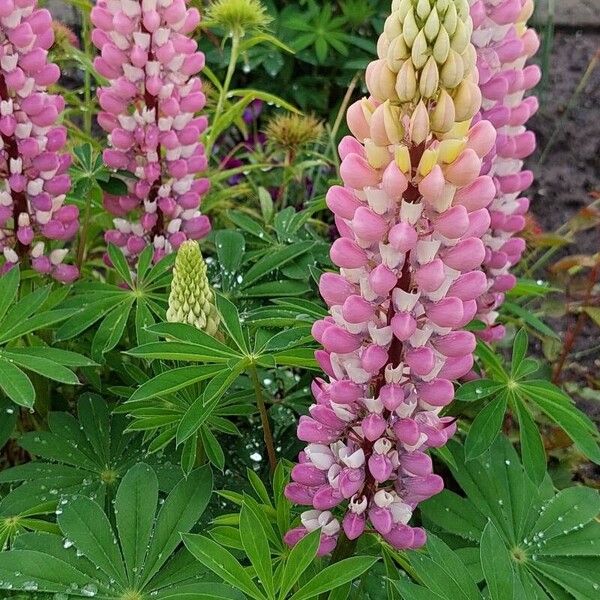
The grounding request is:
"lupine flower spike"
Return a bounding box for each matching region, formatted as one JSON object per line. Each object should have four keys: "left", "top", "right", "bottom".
{"left": 284, "top": 0, "right": 500, "bottom": 555}
{"left": 91, "top": 0, "right": 211, "bottom": 266}
{"left": 470, "top": 0, "right": 540, "bottom": 342}
{"left": 0, "top": 0, "right": 79, "bottom": 281}
{"left": 167, "top": 239, "right": 219, "bottom": 335}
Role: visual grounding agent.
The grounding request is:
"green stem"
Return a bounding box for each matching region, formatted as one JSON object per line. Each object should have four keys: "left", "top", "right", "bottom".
{"left": 206, "top": 31, "right": 241, "bottom": 155}
{"left": 76, "top": 183, "right": 95, "bottom": 271}
{"left": 249, "top": 363, "right": 277, "bottom": 473}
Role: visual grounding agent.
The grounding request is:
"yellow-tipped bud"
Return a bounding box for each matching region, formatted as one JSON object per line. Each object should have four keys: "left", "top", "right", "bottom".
{"left": 397, "top": 0, "right": 412, "bottom": 21}
{"left": 440, "top": 49, "right": 465, "bottom": 89}
{"left": 432, "top": 26, "right": 450, "bottom": 63}
{"left": 450, "top": 18, "right": 469, "bottom": 54}
{"left": 430, "top": 88, "right": 456, "bottom": 132}
{"left": 395, "top": 60, "right": 418, "bottom": 102}
{"left": 365, "top": 139, "right": 391, "bottom": 169}
{"left": 383, "top": 101, "right": 404, "bottom": 144}
{"left": 438, "top": 138, "right": 465, "bottom": 163}
{"left": 453, "top": 79, "right": 481, "bottom": 121}
{"left": 411, "top": 29, "right": 430, "bottom": 69}
{"left": 419, "top": 56, "right": 440, "bottom": 99}
{"left": 443, "top": 2, "right": 458, "bottom": 35}
{"left": 384, "top": 13, "right": 402, "bottom": 40}
{"left": 418, "top": 148, "right": 438, "bottom": 176}
{"left": 416, "top": 0, "right": 431, "bottom": 20}
{"left": 167, "top": 241, "right": 220, "bottom": 335}
{"left": 387, "top": 36, "right": 410, "bottom": 72}
{"left": 403, "top": 7, "right": 419, "bottom": 47}
{"left": 409, "top": 100, "right": 430, "bottom": 144}
{"left": 395, "top": 145, "right": 412, "bottom": 173}
{"left": 424, "top": 8, "right": 441, "bottom": 42}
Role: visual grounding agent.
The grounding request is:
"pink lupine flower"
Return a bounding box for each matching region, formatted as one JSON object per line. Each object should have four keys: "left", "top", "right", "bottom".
{"left": 91, "top": 0, "right": 210, "bottom": 265}
{"left": 470, "top": 0, "right": 540, "bottom": 341}
{"left": 0, "top": 0, "right": 78, "bottom": 281}
{"left": 284, "top": 0, "right": 501, "bottom": 554}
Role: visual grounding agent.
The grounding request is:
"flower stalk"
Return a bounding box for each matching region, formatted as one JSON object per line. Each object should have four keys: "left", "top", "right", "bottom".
{"left": 0, "top": 0, "right": 79, "bottom": 281}
{"left": 91, "top": 0, "right": 211, "bottom": 266}
{"left": 284, "top": 0, "right": 501, "bottom": 555}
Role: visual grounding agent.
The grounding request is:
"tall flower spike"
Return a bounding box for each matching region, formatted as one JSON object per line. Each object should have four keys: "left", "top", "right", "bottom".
{"left": 0, "top": 0, "right": 79, "bottom": 282}
{"left": 469, "top": 0, "right": 540, "bottom": 342}
{"left": 284, "top": 0, "right": 499, "bottom": 555}
{"left": 91, "top": 0, "right": 211, "bottom": 266}
{"left": 167, "top": 239, "right": 219, "bottom": 335}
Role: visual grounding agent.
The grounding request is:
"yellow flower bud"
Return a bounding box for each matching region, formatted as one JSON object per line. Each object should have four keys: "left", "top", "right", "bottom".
{"left": 432, "top": 26, "right": 450, "bottom": 64}
{"left": 419, "top": 56, "right": 440, "bottom": 99}
{"left": 443, "top": 2, "right": 457, "bottom": 35}
{"left": 450, "top": 18, "right": 469, "bottom": 54}
{"left": 416, "top": 0, "right": 431, "bottom": 20}
{"left": 402, "top": 7, "right": 419, "bottom": 47}
{"left": 383, "top": 100, "right": 404, "bottom": 144}
{"left": 384, "top": 13, "right": 402, "bottom": 40}
{"left": 455, "top": 0, "right": 470, "bottom": 20}
{"left": 395, "top": 60, "right": 418, "bottom": 102}
{"left": 438, "top": 138, "right": 465, "bottom": 163}
{"left": 437, "top": 0, "right": 450, "bottom": 13}
{"left": 424, "top": 8, "right": 441, "bottom": 42}
{"left": 411, "top": 29, "right": 430, "bottom": 69}
{"left": 397, "top": 0, "right": 412, "bottom": 20}
{"left": 430, "top": 88, "right": 456, "bottom": 132}
{"left": 387, "top": 36, "right": 410, "bottom": 72}
{"left": 395, "top": 144, "right": 411, "bottom": 174}
{"left": 440, "top": 48, "right": 464, "bottom": 89}
{"left": 365, "top": 139, "right": 391, "bottom": 169}
{"left": 418, "top": 148, "right": 438, "bottom": 176}
{"left": 409, "top": 100, "right": 430, "bottom": 144}
{"left": 453, "top": 78, "right": 481, "bottom": 121}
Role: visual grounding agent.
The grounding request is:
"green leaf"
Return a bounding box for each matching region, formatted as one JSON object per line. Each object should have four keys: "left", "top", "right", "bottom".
{"left": 91, "top": 299, "right": 134, "bottom": 361}
{"left": 141, "top": 465, "right": 213, "bottom": 584}
{"left": 0, "top": 550, "right": 95, "bottom": 593}
{"left": 58, "top": 495, "right": 127, "bottom": 584}
{"left": 11, "top": 347, "right": 96, "bottom": 367}
{"left": 0, "top": 357, "right": 35, "bottom": 407}
{"left": 279, "top": 529, "right": 320, "bottom": 599}
{"left": 240, "top": 501, "right": 274, "bottom": 598}
{"left": 289, "top": 556, "right": 378, "bottom": 600}
{"left": 0, "top": 398, "right": 17, "bottom": 447}
{"left": 465, "top": 394, "right": 508, "bottom": 459}
{"left": 200, "top": 426, "right": 226, "bottom": 470}
{"left": 183, "top": 534, "right": 266, "bottom": 600}
{"left": 115, "top": 463, "right": 158, "bottom": 585}
{"left": 215, "top": 294, "right": 249, "bottom": 353}
{"left": 514, "top": 400, "right": 546, "bottom": 485}
{"left": 216, "top": 230, "right": 245, "bottom": 274}
{"left": 511, "top": 329, "right": 529, "bottom": 376}
{"left": 241, "top": 241, "right": 316, "bottom": 288}
{"left": 392, "top": 580, "right": 447, "bottom": 600}
{"left": 108, "top": 244, "right": 134, "bottom": 286}
{"left": 2, "top": 351, "right": 79, "bottom": 385}
{"left": 475, "top": 342, "right": 508, "bottom": 381}
{"left": 455, "top": 379, "right": 503, "bottom": 402}
{"left": 422, "top": 491, "right": 485, "bottom": 542}
{"left": 128, "top": 364, "right": 223, "bottom": 402}
{"left": 522, "top": 382, "right": 600, "bottom": 463}
{"left": 128, "top": 341, "right": 234, "bottom": 363}
{"left": 481, "top": 520, "right": 515, "bottom": 600}
{"left": 503, "top": 301, "right": 559, "bottom": 339}
{"left": 0, "top": 308, "right": 76, "bottom": 343}
{"left": 0, "top": 265, "right": 19, "bottom": 323}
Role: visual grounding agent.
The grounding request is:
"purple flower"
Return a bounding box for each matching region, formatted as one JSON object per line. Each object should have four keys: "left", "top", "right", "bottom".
{"left": 91, "top": 0, "right": 211, "bottom": 265}
{"left": 0, "top": 0, "right": 79, "bottom": 281}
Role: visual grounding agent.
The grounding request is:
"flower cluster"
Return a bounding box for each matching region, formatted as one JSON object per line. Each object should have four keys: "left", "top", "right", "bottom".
{"left": 167, "top": 239, "right": 219, "bottom": 335}
{"left": 284, "top": 0, "right": 499, "bottom": 554}
{"left": 91, "top": 0, "right": 211, "bottom": 265}
{"left": 470, "top": 0, "right": 540, "bottom": 341}
{"left": 0, "top": 0, "right": 78, "bottom": 281}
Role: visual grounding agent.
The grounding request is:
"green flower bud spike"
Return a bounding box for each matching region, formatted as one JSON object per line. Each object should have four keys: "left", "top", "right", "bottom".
{"left": 167, "top": 241, "right": 220, "bottom": 336}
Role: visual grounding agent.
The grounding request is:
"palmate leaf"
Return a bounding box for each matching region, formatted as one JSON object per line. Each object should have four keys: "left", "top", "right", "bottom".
{"left": 421, "top": 436, "right": 600, "bottom": 599}
{"left": 0, "top": 464, "right": 217, "bottom": 599}
{"left": 0, "top": 395, "right": 148, "bottom": 514}
{"left": 464, "top": 331, "right": 600, "bottom": 467}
